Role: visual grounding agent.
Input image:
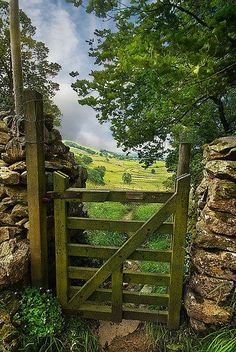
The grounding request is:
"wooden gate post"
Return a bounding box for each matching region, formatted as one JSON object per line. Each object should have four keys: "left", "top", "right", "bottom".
{"left": 168, "top": 143, "right": 191, "bottom": 329}
{"left": 24, "top": 90, "right": 48, "bottom": 287}
{"left": 176, "top": 143, "right": 191, "bottom": 177}
{"left": 54, "top": 172, "right": 70, "bottom": 306}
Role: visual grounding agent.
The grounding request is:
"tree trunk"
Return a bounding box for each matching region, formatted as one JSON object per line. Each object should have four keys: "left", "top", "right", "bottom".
{"left": 9, "top": 0, "right": 23, "bottom": 116}
{"left": 211, "top": 96, "right": 231, "bottom": 133}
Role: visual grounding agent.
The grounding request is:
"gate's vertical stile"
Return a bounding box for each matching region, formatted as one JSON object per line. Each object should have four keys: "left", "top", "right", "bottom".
{"left": 54, "top": 172, "right": 70, "bottom": 306}
{"left": 168, "top": 143, "right": 191, "bottom": 329}
{"left": 112, "top": 265, "right": 123, "bottom": 322}
{"left": 176, "top": 143, "right": 191, "bottom": 176}
{"left": 25, "top": 90, "right": 48, "bottom": 287}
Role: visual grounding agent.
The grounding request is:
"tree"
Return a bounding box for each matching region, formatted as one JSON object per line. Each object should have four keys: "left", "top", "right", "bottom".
{"left": 95, "top": 165, "right": 106, "bottom": 178}
{"left": 68, "top": 0, "right": 236, "bottom": 173}
{"left": 81, "top": 154, "right": 93, "bottom": 165}
{"left": 87, "top": 167, "right": 105, "bottom": 185}
{"left": 122, "top": 172, "right": 132, "bottom": 184}
{"left": 0, "top": 1, "right": 61, "bottom": 118}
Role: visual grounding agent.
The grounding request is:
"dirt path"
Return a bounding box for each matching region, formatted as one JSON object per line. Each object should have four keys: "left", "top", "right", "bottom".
{"left": 123, "top": 209, "right": 134, "bottom": 221}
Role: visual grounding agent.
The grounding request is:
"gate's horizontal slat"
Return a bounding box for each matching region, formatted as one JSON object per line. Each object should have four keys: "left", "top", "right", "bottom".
{"left": 69, "top": 286, "right": 169, "bottom": 306}
{"left": 68, "top": 266, "right": 170, "bottom": 286}
{"left": 67, "top": 217, "right": 173, "bottom": 234}
{"left": 49, "top": 189, "right": 174, "bottom": 203}
{"left": 64, "top": 303, "right": 168, "bottom": 322}
{"left": 65, "top": 304, "right": 112, "bottom": 321}
{"left": 68, "top": 244, "right": 172, "bottom": 262}
{"left": 124, "top": 270, "right": 170, "bottom": 285}
{"left": 123, "top": 307, "right": 168, "bottom": 322}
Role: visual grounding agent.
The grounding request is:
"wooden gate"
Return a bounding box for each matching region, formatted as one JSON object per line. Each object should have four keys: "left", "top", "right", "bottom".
{"left": 53, "top": 171, "right": 190, "bottom": 330}
{"left": 23, "top": 93, "right": 190, "bottom": 329}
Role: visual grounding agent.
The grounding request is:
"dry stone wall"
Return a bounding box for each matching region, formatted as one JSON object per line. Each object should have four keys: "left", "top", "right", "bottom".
{"left": 185, "top": 136, "right": 236, "bottom": 331}
{"left": 0, "top": 111, "right": 87, "bottom": 289}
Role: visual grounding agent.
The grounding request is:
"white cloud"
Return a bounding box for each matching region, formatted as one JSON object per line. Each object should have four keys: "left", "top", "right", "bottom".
{"left": 54, "top": 83, "right": 120, "bottom": 151}
{"left": 20, "top": 0, "right": 118, "bottom": 151}
{"left": 21, "top": 0, "right": 80, "bottom": 81}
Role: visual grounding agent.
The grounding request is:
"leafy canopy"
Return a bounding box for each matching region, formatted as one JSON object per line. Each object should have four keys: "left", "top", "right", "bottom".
{"left": 0, "top": 1, "right": 61, "bottom": 118}
{"left": 68, "top": 0, "right": 236, "bottom": 168}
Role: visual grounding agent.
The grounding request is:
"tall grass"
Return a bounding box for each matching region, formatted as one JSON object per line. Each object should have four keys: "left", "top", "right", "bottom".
{"left": 62, "top": 317, "right": 99, "bottom": 352}
{"left": 85, "top": 202, "right": 132, "bottom": 220}
{"left": 146, "top": 323, "right": 236, "bottom": 352}
{"left": 132, "top": 203, "right": 162, "bottom": 221}
{"left": 85, "top": 202, "right": 132, "bottom": 246}
{"left": 132, "top": 203, "right": 171, "bottom": 275}
{"left": 200, "top": 328, "right": 236, "bottom": 352}
{"left": 87, "top": 229, "right": 127, "bottom": 247}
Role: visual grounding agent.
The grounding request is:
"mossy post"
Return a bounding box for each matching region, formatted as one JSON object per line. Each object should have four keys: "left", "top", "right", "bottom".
{"left": 168, "top": 143, "right": 191, "bottom": 329}
{"left": 24, "top": 90, "right": 48, "bottom": 287}
{"left": 176, "top": 143, "right": 191, "bottom": 177}
{"left": 54, "top": 172, "right": 70, "bottom": 306}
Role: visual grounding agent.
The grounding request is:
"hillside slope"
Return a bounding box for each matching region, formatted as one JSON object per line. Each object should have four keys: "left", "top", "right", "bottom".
{"left": 64, "top": 140, "right": 172, "bottom": 191}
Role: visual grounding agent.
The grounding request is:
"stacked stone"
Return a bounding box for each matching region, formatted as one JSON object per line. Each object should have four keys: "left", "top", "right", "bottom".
{"left": 185, "top": 136, "right": 236, "bottom": 331}
{"left": 0, "top": 111, "right": 87, "bottom": 289}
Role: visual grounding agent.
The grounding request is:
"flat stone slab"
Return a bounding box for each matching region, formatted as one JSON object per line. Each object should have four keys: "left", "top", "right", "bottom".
{"left": 98, "top": 320, "right": 140, "bottom": 348}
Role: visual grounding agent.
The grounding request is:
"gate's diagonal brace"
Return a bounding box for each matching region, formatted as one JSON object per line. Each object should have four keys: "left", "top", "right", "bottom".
{"left": 68, "top": 188, "right": 179, "bottom": 308}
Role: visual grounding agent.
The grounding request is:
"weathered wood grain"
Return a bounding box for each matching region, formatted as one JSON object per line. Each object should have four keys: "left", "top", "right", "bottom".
{"left": 54, "top": 171, "right": 70, "bottom": 306}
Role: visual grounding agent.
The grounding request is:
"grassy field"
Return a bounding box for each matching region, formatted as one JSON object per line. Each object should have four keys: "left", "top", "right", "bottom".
{"left": 65, "top": 140, "right": 171, "bottom": 191}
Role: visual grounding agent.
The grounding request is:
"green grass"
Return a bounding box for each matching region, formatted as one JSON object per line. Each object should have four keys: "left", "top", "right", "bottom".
{"left": 84, "top": 202, "right": 132, "bottom": 220}
{"left": 84, "top": 202, "right": 172, "bottom": 268}
{"left": 200, "top": 328, "right": 236, "bottom": 352}
{"left": 132, "top": 203, "right": 162, "bottom": 221}
{"left": 86, "top": 230, "right": 127, "bottom": 247}
{"left": 84, "top": 202, "right": 132, "bottom": 246}
{"left": 62, "top": 317, "right": 99, "bottom": 352}
{"left": 131, "top": 203, "right": 171, "bottom": 273}
{"left": 146, "top": 323, "right": 236, "bottom": 352}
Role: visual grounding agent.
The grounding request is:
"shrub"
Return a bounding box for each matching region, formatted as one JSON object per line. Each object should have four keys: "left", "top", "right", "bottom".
{"left": 122, "top": 172, "right": 132, "bottom": 184}
{"left": 151, "top": 168, "right": 156, "bottom": 174}
{"left": 162, "top": 175, "right": 175, "bottom": 191}
{"left": 81, "top": 155, "right": 93, "bottom": 165}
{"left": 94, "top": 166, "right": 106, "bottom": 178}
{"left": 75, "top": 154, "right": 83, "bottom": 165}
{"left": 87, "top": 168, "right": 105, "bottom": 185}
{"left": 14, "top": 288, "right": 63, "bottom": 338}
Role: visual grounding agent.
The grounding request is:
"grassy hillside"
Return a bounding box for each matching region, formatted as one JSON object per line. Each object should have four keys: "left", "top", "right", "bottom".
{"left": 64, "top": 140, "right": 172, "bottom": 191}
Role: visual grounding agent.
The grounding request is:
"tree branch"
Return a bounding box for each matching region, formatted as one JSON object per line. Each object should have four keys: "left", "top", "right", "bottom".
{"left": 145, "top": 1, "right": 211, "bottom": 29}
{"left": 171, "top": 3, "right": 211, "bottom": 29}
{"left": 211, "top": 96, "right": 231, "bottom": 133}
{"left": 178, "top": 95, "right": 210, "bottom": 120}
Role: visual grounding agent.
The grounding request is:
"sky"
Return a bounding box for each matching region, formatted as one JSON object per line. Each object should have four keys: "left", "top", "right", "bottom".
{"left": 20, "top": 0, "right": 120, "bottom": 152}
